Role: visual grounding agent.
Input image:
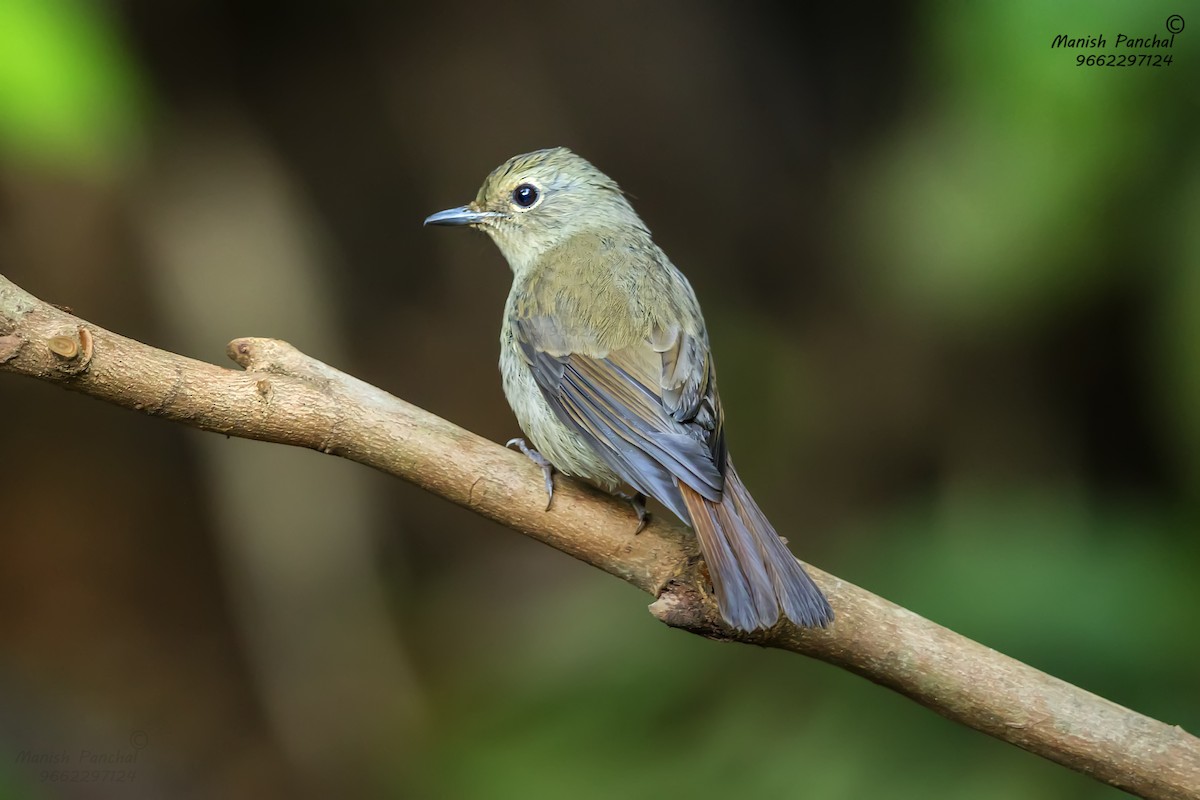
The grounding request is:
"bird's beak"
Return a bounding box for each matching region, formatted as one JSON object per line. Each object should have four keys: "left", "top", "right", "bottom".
{"left": 423, "top": 205, "right": 501, "bottom": 226}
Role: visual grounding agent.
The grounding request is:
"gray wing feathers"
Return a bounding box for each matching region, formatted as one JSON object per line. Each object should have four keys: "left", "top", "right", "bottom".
{"left": 515, "top": 316, "right": 725, "bottom": 523}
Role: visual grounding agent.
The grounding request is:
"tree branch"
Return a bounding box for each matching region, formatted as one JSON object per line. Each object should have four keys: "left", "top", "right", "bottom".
{"left": 2, "top": 273, "right": 1196, "bottom": 799}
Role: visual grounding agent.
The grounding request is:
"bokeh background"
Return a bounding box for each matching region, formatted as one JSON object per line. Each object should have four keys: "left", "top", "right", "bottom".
{"left": 1, "top": 1, "right": 1197, "bottom": 797}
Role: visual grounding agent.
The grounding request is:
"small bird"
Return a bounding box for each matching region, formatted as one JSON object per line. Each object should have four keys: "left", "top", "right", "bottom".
{"left": 425, "top": 147, "right": 832, "bottom": 631}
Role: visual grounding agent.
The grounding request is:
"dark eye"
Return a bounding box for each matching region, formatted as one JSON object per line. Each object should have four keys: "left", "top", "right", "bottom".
{"left": 512, "top": 183, "right": 539, "bottom": 208}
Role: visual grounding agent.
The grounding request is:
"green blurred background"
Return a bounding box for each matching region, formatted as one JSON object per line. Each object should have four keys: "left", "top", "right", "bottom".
{"left": 0, "top": 1, "right": 1197, "bottom": 797}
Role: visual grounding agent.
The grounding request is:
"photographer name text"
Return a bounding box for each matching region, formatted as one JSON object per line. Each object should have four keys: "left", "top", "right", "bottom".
{"left": 1052, "top": 33, "right": 1176, "bottom": 49}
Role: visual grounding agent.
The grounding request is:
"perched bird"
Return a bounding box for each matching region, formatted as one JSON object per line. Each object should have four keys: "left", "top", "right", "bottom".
{"left": 425, "top": 147, "right": 832, "bottom": 631}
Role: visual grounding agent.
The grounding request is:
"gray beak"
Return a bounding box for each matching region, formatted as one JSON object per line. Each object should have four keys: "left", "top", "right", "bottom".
{"left": 423, "top": 205, "right": 500, "bottom": 226}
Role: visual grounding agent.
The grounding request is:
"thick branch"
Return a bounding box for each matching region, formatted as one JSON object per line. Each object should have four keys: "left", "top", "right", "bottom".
{"left": 2, "top": 274, "right": 1197, "bottom": 799}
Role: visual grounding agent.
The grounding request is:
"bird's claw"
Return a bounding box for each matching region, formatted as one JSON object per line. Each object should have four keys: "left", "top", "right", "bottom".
{"left": 506, "top": 437, "right": 556, "bottom": 510}
{"left": 616, "top": 491, "right": 651, "bottom": 534}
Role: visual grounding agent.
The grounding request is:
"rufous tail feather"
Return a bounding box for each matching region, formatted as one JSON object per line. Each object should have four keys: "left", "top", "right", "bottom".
{"left": 679, "top": 458, "right": 832, "bottom": 631}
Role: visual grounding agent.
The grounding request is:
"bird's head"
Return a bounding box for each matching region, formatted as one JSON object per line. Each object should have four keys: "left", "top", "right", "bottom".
{"left": 424, "top": 147, "right": 646, "bottom": 274}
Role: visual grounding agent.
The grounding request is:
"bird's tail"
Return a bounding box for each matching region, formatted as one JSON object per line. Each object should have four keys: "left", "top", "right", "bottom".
{"left": 679, "top": 457, "right": 832, "bottom": 631}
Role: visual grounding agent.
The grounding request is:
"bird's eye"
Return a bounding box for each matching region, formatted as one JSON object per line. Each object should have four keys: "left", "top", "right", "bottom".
{"left": 512, "top": 183, "right": 539, "bottom": 208}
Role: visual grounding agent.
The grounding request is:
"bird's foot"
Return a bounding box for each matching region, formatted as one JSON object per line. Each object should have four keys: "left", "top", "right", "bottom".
{"left": 615, "top": 491, "right": 651, "bottom": 534}
{"left": 506, "top": 438, "right": 556, "bottom": 510}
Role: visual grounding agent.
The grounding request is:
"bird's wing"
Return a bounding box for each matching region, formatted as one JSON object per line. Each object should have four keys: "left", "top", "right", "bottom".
{"left": 513, "top": 314, "right": 726, "bottom": 521}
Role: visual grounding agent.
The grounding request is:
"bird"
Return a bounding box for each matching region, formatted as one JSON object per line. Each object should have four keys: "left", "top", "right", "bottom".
{"left": 424, "top": 147, "right": 832, "bottom": 631}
